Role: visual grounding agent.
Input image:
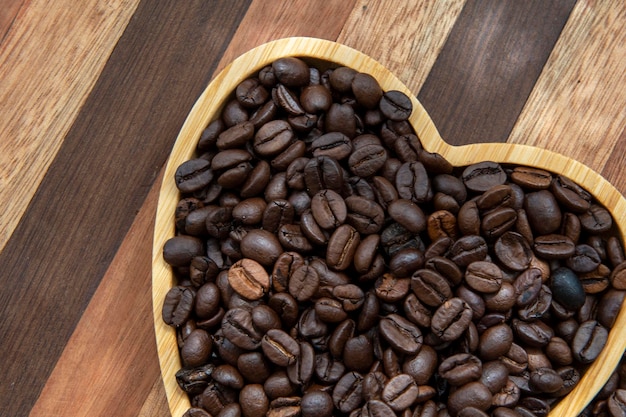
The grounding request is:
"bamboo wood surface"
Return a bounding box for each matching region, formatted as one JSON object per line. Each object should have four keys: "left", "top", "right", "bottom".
{"left": 0, "top": 1, "right": 625, "bottom": 416}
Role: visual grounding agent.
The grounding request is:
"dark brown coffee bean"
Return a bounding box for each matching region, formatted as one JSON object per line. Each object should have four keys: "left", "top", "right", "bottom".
{"left": 200, "top": 381, "right": 237, "bottom": 416}
{"left": 298, "top": 307, "right": 328, "bottom": 339}
{"left": 513, "top": 267, "right": 543, "bottom": 307}
{"left": 301, "top": 84, "right": 333, "bottom": 114}
{"left": 431, "top": 297, "right": 473, "bottom": 342}
{"left": 163, "top": 235, "right": 204, "bottom": 267}
{"left": 329, "top": 67, "right": 357, "bottom": 93}
{"left": 354, "top": 234, "right": 380, "bottom": 274}
{"left": 379, "top": 90, "right": 412, "bottom": 121}
{"left": 361, "top": 400, "right": 396, "bottom": 417}
{"left": 262, "top": 199, "right": 295, "bottom": 233}
{"left": 571, "top": 320, "right": 608, "bottom": 364}
{"left": 427, "top": 210, "right": 458, "bottom": 241}
{"left": 325, "top": 102, "right": 357, "bottom": 138}
{"left": 396, "top": 161, "right": 432, "bottom": 203}
{"left": 379, "top": 313, "right": 423, "bottom": 354}
{"left": 448, "top": 235, "right": 488, "bottom": 267}
{"left": 278, "top": 223, "right": 314, "bottom": 253}
{"left": 287, "top": 341, "right": 314, "bottom": 386}
{"left": 266, "top": 397, "right": 301, "bottom": 417}
{"left": 327, "top": 224, "right": 361, "bottom": 271}
{"left": 311, "top": 189, "right": 347, "bottom": 229}
{"left": 304, "top": 155, "right": 344, "bottom": 195}
{"left": 316, "top": 352, "right": 346, "bottom": 384}
{"left": 351, "top": 72, "right": 383, "bottom": 109}
{"left": 389, "top": 248, "right": 425, "bottom": 279}
{"left": 181, "top": 329, "right": 212, "bottom": 368}
{"left": 533, "top": 234, "right": 576, "bottom": 259}
{"left": 462, "top": 162, "right": 506, "bottom": 192}
{"left": 254, "top": 120, "right": 294, "bottom": 157}
{"left": 182, "top": 408, "right": 212, "bottom": 417}
{"left": 512, "top": 319, "right": 553, "bottom": 348}
{"left": 411, "top": 269, "right": 453, "bottom": 307}
{"left": 382, "top": 373, "right": 419, "bottom": 411}
{"left": 478, "top": 323, "right": 514, "bottom": 361}
{"left": 249, "top": 100, "right": 278, "bottom": 129}
{"left": 333, "top": 372, "right": 364, "bottom": 413}
{"left": 494, "top": 231, "right": 532, "bottom": 271}
{"left": 175, "top": 158, "right": 214, "bottom": 193}
{"left": 465, "top": 261, "right": 503, "bottom": 293}
{"left": 524, "top": 190, "right": 562, "bottom": 235}
{"left": 567, "top": 243, "right": 602, "bottom": 273}
{"left": 311, "top": 132, "right": 353, "bottom": 160}
{"left": 550, "top": 174, "right": 592, "bottom": 213}
{"left": 274, "top": 83, "right": 305, "bottom": 115}
{"left": 264, "top": 371, "right": 295, "bottom": 400}
{"left": 222, "top": 308, "right": 263, "bottom": 350}
{"left": 251, "top": 305, "right": 281, "bottom": 334}
{"left": 447, "top": 382, "right": 493, "bottom": 416}
{"left": 262, "top": 329, "right": 300, "bottom": 367}
{"left": 458, "top": 200, "right": 481, "bottom": 236}
{"left": 345, "top": 195, "right": 385, "bottom": 235}
{"left": 348, "top": 144, "right": 387, "bottom": 177}
{"left": 439, "top": 353, "right": 482, "bottom": 387}
{"left": 491, "top": 380, "right": 521, "bottom": 409}
{"left": 212, "top": 364, "right": 244, "bottom": 390}
{"left": 315, "top": 297, "right": 348, "bottom": 323}
{"left": 217, "top": 121, "right": 255, "bottom": 150}
{"left": 240, "top": 229, "right": 282, "bottom": 267}
{"left": 481, "top": 207, "right": 518, "bottom": 240}
{"left": 608, "top": 389, "right": 626, "bottom": 417}
{"left": 333, "top": 283, "right": 365, "bottom": 312}
{"left": 479, "top": 361, "right": 509, "bottom": 394}
{"left": 289, "top": 264, "right": 320, "bottom": 302}
{"left": 162, "top": 285, "right": 195, "bottom": 327}
{"left": 301, "top": 391, "right": 334, "bottom": 417}
{"left": 239, "top": 384, "right": 269, "bottom": 417}
{"left": 272, "top": 57, "right": 310, "bottom": 87}
{"left": 510, "top": 166, "right": 552, "bottom": 189}
{"left": 344, "top": 335, "right": 374, "bottom": 373}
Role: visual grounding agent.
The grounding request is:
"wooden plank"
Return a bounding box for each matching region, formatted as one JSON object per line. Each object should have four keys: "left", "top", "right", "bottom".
{"left": 0, "top": 0, "right": 141, "bottom": 254}
{"left": 508, "top": 0, "right": 626, "bottom": 193}
{"left": 0, "top": 0, "right": 25, "bottom": 43}
{"left": 216, "top": 0, "right": 357, "bottom": 74}
{"left": 0, "top": 1, "right": 251, "bottom": 416}
{"left": 417, "top": 0, "right": 577, "bottom": 146}
{"left": 337, "top": 0, "right": 466, "bottom": 94}
{"left": 29, "top": 175, "right": 162, "bottom": 417}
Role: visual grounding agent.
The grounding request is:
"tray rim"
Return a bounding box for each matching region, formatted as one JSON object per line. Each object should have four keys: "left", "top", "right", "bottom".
{"left": 152, "top": 36, "right": 626, "bottom": 417}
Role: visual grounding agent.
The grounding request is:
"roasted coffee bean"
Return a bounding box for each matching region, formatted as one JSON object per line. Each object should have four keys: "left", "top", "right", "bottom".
{"left": 379, "top": 90, "right": 412, "bottom": 121}
{"left": 278, "top": 223, "right": 314, "bottom": 253}
{"left": 212, "top": 364, "right": 244, "bottom": 390}
{"left": 462, "top": 162, "right": 507, "bottom": 192}
{"left": 217, "top": 121, "right": 255, "bottom": 150}
{"left": 396, "top": 161, "right": 431, "bottom": 203}
{"left": 301, "top": 84, "right": 333, "bottom": 114}
{"left": 382, "top": 373, "right": 419, "bottom": 411}
{"left": 572, "top": 320, "right": 608, "bottom": 364}
{"left": 181, "top": 329, "right": 212, "bottom": 368}
{"left": 447, "top": 382, "right": 493, "bottom": 416}
{"left": 272, "top": 57, "right": 310, "bottom": 87}
{"left": 311, "top": 131, "right": 352, "bottom": 160}
{"left": 175, "top": 158, "right": 214, "bottom": 193}
{"left": 162, "top": 286, "right": 195, "bottom": 327}
{"left": 239, "top": 384, "right": 269, "bottom": 417}
{"left": 494, "top": 231, "right": 533, "bottom": 271}
{"left": 439, "top": 353, "right": 482, "bottom": 387}
{"left": 315, "top": 297, "right": 348, "bottom": 323}
{"left": 254, "top": 120, "right": 294, "bottom": 157}
{"left": 379, "top": 313, "right": 423, "bottom": 354}
{"left": 348, "top": 143, "right": 387, "bottom": 177}
{"left": 240, "top": 229, "right": 282, "bottom": 267}
{"left": 227, "top": 258, "right": 270, "bottom": 300}
{"left": 333, "top": 372, "right": 364, "bottom": 413}
{"left": 262, "top": 199, "right": 295, "bottom": 233}
{"left": 512, "top": 319, "right": 553, "bottom": 348}
{"left": 411, "top": 268, "right": 453, "bottom": 307}
{"left": 343, "top": 335, "right": 374, "bottom": 373}
{"left": 163, "top": 236, "right": 204, "bottom": 267}
{"left": 465, "top": 261, "right": 503, "bottom": 293}
{"left": 325, "top": 102, "right": 357, "bottom": 138}
{"left": 287, "top": 264, "right": 320, "bottom": 302}
{"left": 327, "top": 224, "right": 360, "bottom": 271}
{"left": 264, "top": 371, "right": 295, "bottom": 400}
{"left": 287, "top": 341, "right": 314, "bottom": 386}
{"left": 261, "top": 329, "right": 300, "bottom": 367}
{"left": 304, "top": 155, "right": 344, "bottom": 195}
{"left": 268, "top": 292, "right": 299, "bottom": 329}
{"left": 311, "top": 189, "right": 347, "bottom": 229}
{"left": 567, "top": 243, "right": 602, "bottom": 273}
{"left": 345, "top": 195, "right": 385, "bottom": 234}
{"left": 389, "top": 248, "right": 425, "bottom": 279}
{"left": 533, "top": 234, "right": 576, "bottom": 259}
{"left": 431, "top": 298, "right": 473, "bottom": 342}
{"left": 448, "top": 235, "right": 488, "bottom": 267}
{"left": 333, "top": 284, "right": 365, "bottom": 312}
{"left": 478, "top": 324, "right": 514, "bottom": 361}
{"left": 221, "top": 308, "right": 263, "bottom": 350}
{"left": 580, "top": 204, "right": 613, "bottom": 233}
{"left": 316, "top": 352, "right": 346, "bottom": 384}
{"left": 301, "top": 391, "right": 334, "bottom": 417}
{"left": 300, "top": 209, "right": 329, "bottom": 245}
{"left": 550, "top": 266, "right": 586, "bottom": 310}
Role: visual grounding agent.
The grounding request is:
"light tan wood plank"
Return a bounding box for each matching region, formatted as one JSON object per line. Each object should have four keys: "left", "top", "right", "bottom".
{"left": 508, "top": 0, "right": 626, "bottom": 176}
{"left": 29, "top": 175, "right": 162, "bottom": 417}
{"left": 337, "top": 0, "right": 466, "bottom": 92}
{"left": 0, "top": 0, "right": 140, "bottom": 253}
{"left": 216, "top": 0, "right": 358, "bottom": 74}
{"left": 0, "top": 0, "right": 25, "bottom": 42}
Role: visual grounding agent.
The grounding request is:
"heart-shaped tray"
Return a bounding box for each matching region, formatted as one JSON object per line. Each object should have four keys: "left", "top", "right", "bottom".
{"left": 152, "top": 37, "right": 626, "bottom": 417}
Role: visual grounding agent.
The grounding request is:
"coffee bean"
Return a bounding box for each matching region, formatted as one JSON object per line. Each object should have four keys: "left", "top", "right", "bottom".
{"left": 411, "top": 268, "right": 453, "bottom": 307}
{"left": 176, "top": 158, "right": 214, "bottom": 193}
{"left": 261, "top": 329, "right": 300, "bottom": 367}
{"left": 571, "top": 320, "right": 608, "bottom": 364}
{"left": 227, "top": 258, "right": 270, "bottom": 300}
{"left": 379, "top": 313, "right": 423, "bottom": 354}
{"left": 221, "top": 308, "right": 263, "bottom": 350}
{"left": 379, "top": 90, "right": 412, "bottom": 121}
{"left": 311, "top": 189, "right": 347, "bottom": 229}
{"left": 550, "top": 266, "right": 586, "bottom": 311}
{"left": 462, "top": 162, "right": 506, "bottom": 192}
{"left": 239, "top": 384, "right": 269, "bottom": 417}
{"left": 162, "top": 286, "right": 195, "bottom": 327}
{"left": 288, "top": 264, "right": 320, "bottom": 302}
{"left": 382, "top": 373, "right": 419, "bottom": 411}
{"left": 333, "top": 372, "right": 364, "bottom": 413}
{"left": 327, "top": 224, "right": 360, "bottom": 271}
{"left": 301, "top": 391, "right": 334, "bottom": 417}
{"left": 431, "top": 298, "right": 473, "bottom": 342}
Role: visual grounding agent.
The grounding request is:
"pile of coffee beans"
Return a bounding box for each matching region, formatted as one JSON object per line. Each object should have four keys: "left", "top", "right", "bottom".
{"left": 161, "top": 56, "right": 626, "bottom": 417}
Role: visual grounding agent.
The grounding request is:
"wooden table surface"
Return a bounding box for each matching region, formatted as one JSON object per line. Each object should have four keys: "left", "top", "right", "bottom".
{"left": 1, "top": 1, "right": 625, "bottom": 416}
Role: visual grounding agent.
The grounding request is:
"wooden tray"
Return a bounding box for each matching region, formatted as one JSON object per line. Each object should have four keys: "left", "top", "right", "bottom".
{"left": 152, "top": 36, "right": 626, "bottom": 417}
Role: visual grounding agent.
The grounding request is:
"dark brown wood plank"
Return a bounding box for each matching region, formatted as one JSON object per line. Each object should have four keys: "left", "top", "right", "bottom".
{"left": 417, "top": 0, "right": 577, "bottom": 146}
{"left": 0, "top": 1, "right": 251, "bottom": 415}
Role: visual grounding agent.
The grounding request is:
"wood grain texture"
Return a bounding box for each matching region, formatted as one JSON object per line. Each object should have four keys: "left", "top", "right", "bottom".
{"left": 29, "top": 180, "right": 161, "bottom": 417}
{"left": 338, "top": 0, "right": 466, "bottom": 94}
{"left": 216, "top": 0, "right": 357, "bottom": 74}
{"left": 0, "top": 1, "right": 251, "bottom": 416}
{"left": 417, "top": 0, "right": 577, "bottom": 146}
{"left": 509, "top": 0, "right": 626, "bottom": 192}
{"left": 0, "top": 0, "right": 141, "bottom": 254}
{"left": 0, "top": 0, "right": 25, "bottom": 43}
